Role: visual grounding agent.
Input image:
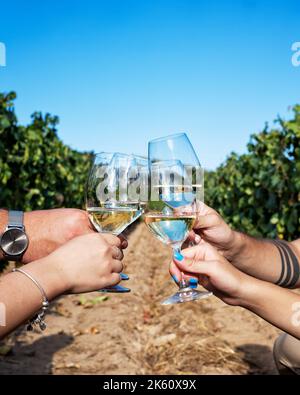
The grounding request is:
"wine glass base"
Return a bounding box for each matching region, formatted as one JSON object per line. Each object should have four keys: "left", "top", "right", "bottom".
{"left": 98, "top": 285, "right": 131, "bottom": 293}
{"left": 161, "top": 287, "right": 212, "bottom": 305}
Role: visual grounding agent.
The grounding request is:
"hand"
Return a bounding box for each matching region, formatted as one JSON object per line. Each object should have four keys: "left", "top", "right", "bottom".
{"left": 26, "top": 232, "right": 125, "bottom": 296}
{"left": 22, "top": 208, "right": 127, "bottom": 263}
{"left": 186, "top": 202, "right": 243, "bottom": 261}
{"left": 170, "top": 242, "right": 252, "bottom": 306}
{"left": 0, "top": 233, "right": 125, "bottom": 338}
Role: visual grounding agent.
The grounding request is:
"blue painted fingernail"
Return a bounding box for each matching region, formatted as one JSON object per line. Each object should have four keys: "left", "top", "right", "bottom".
{"left": 174, "top": 251, "right": 184, "bottom": 261}
{"left": 189, "top": 278, "right": 198, "bottom": 288}
{"left": 120, "top": 273, "right": 129, "bottom": 281}
{"left": 172, "top": 275, "right": 179, "bottom": 284}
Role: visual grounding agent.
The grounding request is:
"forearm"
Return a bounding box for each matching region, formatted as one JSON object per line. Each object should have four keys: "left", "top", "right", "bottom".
{"left": 0, "top": 257, "right": 65, "bottom": 339}
{"left": 228, "top": 231, "right": 300, "bottom": 287}
{"left": 240, "top": 276, "right": 300, "bottom": 339}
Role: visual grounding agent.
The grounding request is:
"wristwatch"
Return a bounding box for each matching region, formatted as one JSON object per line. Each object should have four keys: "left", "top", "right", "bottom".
{"left": 0, "top": 211, "right": 29, "bottom": 261}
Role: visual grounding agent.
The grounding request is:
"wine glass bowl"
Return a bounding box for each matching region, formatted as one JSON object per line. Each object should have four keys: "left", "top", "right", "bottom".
{"left": 85, "top": 152, "right": 146, "bottom": 293}
{"left": 145, "top": 133, "right": 212, "bottom": 305}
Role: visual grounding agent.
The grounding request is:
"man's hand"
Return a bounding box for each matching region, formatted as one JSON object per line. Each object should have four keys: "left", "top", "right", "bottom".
{"left": 21, "top": 208, "right": 127, "bottom": 264}
{"left": 22, "top": 209, "right": 94, "bottom": 263}
{"left": 187, "top": 202, "right": 244, "bottom": 261}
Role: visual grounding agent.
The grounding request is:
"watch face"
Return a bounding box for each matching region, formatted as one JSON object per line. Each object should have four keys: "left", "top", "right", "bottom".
{"left": 0, "top": 228, "right": 29, "bottom": 256}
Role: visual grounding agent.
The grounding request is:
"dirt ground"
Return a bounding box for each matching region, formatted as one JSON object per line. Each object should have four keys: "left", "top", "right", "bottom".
{"left": 0, "top": 223, "right": 282, "bottom": 375}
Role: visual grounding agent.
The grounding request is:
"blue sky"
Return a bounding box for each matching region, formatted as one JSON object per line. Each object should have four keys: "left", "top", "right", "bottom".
{"left": 0, "top": 0, "right": 300, "bottom": 169}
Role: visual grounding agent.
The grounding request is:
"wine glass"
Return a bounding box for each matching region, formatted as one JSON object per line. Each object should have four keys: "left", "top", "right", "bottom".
{"left": 144, "top": 133, "right": 212, "bottom": 305}
{"left": 85, "top": 152, "right": 145, "bottom": 293}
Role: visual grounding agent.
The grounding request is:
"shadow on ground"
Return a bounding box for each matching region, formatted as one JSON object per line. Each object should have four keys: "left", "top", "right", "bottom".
{"left": 236, "top": 344, "right": 277, "bottom": 375}
{"left": 0, "top": 333, "right": 73, "bottom": 375}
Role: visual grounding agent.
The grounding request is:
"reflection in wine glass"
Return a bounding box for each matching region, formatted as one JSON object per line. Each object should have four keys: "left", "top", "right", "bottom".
{"left": 86, "top": 152, "right": 147, "bottom": 293}
{"left": 145, "top": 133, "right": 212, "bottom": 305}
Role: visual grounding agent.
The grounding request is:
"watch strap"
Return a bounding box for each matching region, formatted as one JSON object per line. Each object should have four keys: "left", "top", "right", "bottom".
{"left": 8, "top": 210, "right": 24, "bottom": 229}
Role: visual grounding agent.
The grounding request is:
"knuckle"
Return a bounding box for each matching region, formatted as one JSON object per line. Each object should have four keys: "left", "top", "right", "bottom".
{"left": 111, "top": 273, "right": 121, "bottom": 285}
{"left": 104, "top": 244, "right": 112, "bottom": 255}
{"left": 106, "top": 259, "right": 113, "bottom": 271}
{"left": 113, "top": 236, "right": 122, "bottom": 247}
{"left": 117, "top": 249, "right": 124, "bottom": 260}
{"left": 65, "top": 210, "right": 87, "bottom": 239}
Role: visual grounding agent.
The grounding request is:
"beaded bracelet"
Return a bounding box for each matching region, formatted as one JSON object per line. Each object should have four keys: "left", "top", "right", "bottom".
{"left": 12, "top": 268, "right": 49, "bottom": 331}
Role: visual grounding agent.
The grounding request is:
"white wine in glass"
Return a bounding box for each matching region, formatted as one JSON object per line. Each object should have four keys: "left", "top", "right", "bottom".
{"left": 88, "top": 205, "right": 141, "bottom": 235}
{"left": 146, "top": 133, "right": 212, "bottom": 305}
{"left": 144, "top": 213, "right": 196, "bottom": 246}
{"left": 86, "top": 152, "right": 146, "bottom": 293}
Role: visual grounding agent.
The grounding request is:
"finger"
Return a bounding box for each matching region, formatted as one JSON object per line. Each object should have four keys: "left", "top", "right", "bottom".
{"left": 195, "top": 201, "right": 217, "bottom": 216}
{"left": 110, "top": 272, "right": 122, "bottom": 286}
{"left": 101, "top": 233, "right": 122, "bottom": 248}
{"left": 194, "top": 213, "right": 220, "bottom": 230}
{"left": 174, "top": 255, "right": 217, "bottom": 277}
{"left": 169, "top": 261, "right": 182, "bottom": 284}
{"left": 112, "top": 246, "right": 124, "bottom": 260}
{"left": 169, "top": 261, "right": 198, "bottom": 287}
{"left": 189, "top": 230, "right": 201, "bottom": 244}
{"left": 118, "top": 234, "right": 128, "bottom": 249}
{"left": 182, "top": 231, "right": 201, "bottom": 248}
{"left": 178, "top": 271, "right": 199, "bottom": 287}
{"left": 173, "top": 268, "right": 212, "bottom": 290}
{"left": 111, "top": 259, "right": 124, "bottom": 273}
{"left": 181, "top": 242, "right": 222, "bottom": 261}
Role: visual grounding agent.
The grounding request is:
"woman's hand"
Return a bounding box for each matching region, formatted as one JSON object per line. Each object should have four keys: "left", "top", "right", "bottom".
{"left": 0, "top": 232, "right": 126, "bottom": 338}
{"left": 170, "top": 241, "right": 300, "bottom": 340}
{"left": 170, "top": 242, "right": 252, "bottom": 306}
{"left": 185, "top": 202, "right": 243, "bottom": 261}
{"left": 26, "top": 232, "right": 125, "bottom": 296}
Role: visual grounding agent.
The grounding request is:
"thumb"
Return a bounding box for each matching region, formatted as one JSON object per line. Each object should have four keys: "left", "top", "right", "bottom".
{"left": 176, "top": 242, "right": 223, "bottom": 262}
{"left": 173, "top": 251, "right": 217, "bottom": 278}
{"left": 194, "top": 213, "right": 220, "bottom": 230}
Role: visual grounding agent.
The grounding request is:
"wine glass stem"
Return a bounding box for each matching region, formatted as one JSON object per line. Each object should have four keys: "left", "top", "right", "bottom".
{"left": 173, "top": 246, "right": 188, "bottom": 289}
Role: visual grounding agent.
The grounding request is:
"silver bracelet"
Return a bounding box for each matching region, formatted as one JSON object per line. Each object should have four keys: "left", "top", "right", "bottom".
{"left": 12, "top": 268, "right": 50, "bottom": 331}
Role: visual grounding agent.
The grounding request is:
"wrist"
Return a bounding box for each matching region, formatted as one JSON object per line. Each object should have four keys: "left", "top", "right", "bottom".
{"left": 224, "top": 230, "right": 246, "bottom": 262}
{"left": 22, "top": 211, "right": 54, "bottom": 264}
{"left": 22, "top": 211, "right": 34, "bottom": 263}
{"left": 0, "top": 209, "right": 8, "bottom": 260}
{"left": 24, "top": 256, "right": 68, "bottom": 300}
{"left": 235, "top": 274, "right": 266, "bottom": 310}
